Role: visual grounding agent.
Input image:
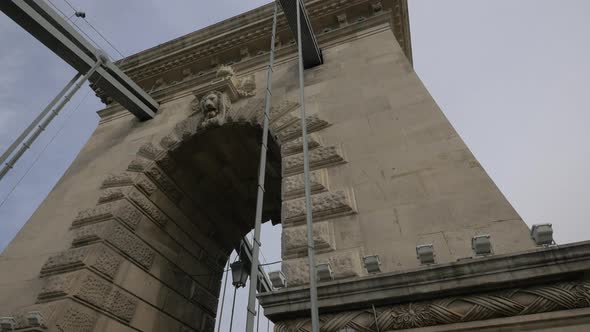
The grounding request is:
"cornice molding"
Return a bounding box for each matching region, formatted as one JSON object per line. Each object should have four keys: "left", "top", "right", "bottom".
{"left": 94, "top": 0, "right": 411, "bottom": 107}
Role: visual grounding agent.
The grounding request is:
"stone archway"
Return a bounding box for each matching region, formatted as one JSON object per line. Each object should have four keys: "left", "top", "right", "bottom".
{"left": 13, "top": 85, "right": 350, "bottom": 331}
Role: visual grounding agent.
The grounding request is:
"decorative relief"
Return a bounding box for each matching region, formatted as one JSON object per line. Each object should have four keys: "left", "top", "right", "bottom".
{"left": 72, "top": 200, "right": 142, "bottom": 230}
{"left": 281, "top": 248, "right": 363, "bottom": 287}
{"left": 271, "top": 114, "right": 299, "bottom": 133}
{"left": 274, "top": 279, "right": 590, "bottom": 331}
{"left": 160, "top": 134, "right": 180, "bottom": 150}
{"left": 174, "top": 117, "right": 199, "bottom": 140}
{"left": 282, "top": 189, "right": 357, "bottom": 226}
{"left": 137, "top": 142, "right": 164, "bottom": 160}
{"left": 282, "top": 222, "right": 335, "bottom": 259}
{"left": 39, "top": 271, "right": 138, "bottom": 323}
{"left": 127, "top": 157, "right": 151, "bottom": 172}
{"left": 96, "top": 187, "right": 169, "bottom": 227}
{"left": 55, "top": 304, "right": 98, "bottom": 332}
{"left": 190, "top": 283, "right": 219, "bottom": 314}
{"left": 237, "top": 75, "right": 256, "bottom": 97}
{"left": 280, "top": 134, "right": 322, "bottom": 156}
{"left": 277, "top": 114, "right": 329, "bottom": 142}
{"left": 146, "top": 166, "right": 183, "bottom": 203}
{"left": 73, "top": 221, "right": 156, "bottom": 269}
{"left": 282, "top": 146, "right": 346, "bottom": 177}
{"left": 41, "top": 244, "right": 122, "bottom": 280}
{"left": 282, "top": 169, "right": 329, "bottom": 200}
{"left": 101, "top": 172, "right": 134, "bottom": 188}
{"left": 267, "top": 100, "right": 299, "bottom": 123}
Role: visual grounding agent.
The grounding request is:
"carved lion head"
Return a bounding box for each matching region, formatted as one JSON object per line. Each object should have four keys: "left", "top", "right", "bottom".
{"left": 199, "top": 91, "right": 230, "bottom": 119}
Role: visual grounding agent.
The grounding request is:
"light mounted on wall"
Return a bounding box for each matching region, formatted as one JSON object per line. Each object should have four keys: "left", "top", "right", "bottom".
{"left": 363, "top": 255, "right": 381, "bottom": 273}
{"left": 472, "top": 234, "right": 493, "bottom": 256}
{"left": 416, "top": 244, "right": 435, "bottom": 265}
{"left": 230, "top": 260, "right": 249, "bottom": 288}
{"left": 26, "top": 311, "right": 45, "bottom": 328}
{"left": 269, "top": 271, "right": 287, "bottom": 289}
{"left": 317, "top": 263, "right": 334, "bottom": 281}
{"left": 531, "top": 224, "right": 554, "bottom": 246}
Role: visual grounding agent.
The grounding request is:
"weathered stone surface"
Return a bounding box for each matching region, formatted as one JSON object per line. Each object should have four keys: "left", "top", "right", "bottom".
{"left": 280, "top": 134, "right": 322, "bottom": 156}
{"left": 281, "top": 248, "right": 363, "bottom": 286}
{"left": 274, "top": 279, "right": 590, "bottom": 331}
{"left": 55, "top": 303, "right": 98, "bottom": 332}
{"left": 282, "top": 222, "right": 335, "bottom": 258}
{"left": 73, "top": 221, "right": 156, "bottom": 269}
{"left": 137, "top": 142, "right": 164, "bottom": 160}
{"left": 41, "top": 244, "right": 122, "bottom": 279}
{"left": 282, "top": 189, "right": 357, "bottom": 226}
{"left": 72, "top": 200, "right": 143, "bottom": 230}
{"left": 282, "top": 146, "right": 346, "bottom": 176}
{"left": 277, "top": 114, "right": 330, "bottom": 142}
{"left": 282, "top": 169, "right": 329, "bottom": 200}
{"left": 96, "top": 187, "right": 169, "bottom": 226}
{"left": 38, "top": 270, "right": 138, "bottom": 322}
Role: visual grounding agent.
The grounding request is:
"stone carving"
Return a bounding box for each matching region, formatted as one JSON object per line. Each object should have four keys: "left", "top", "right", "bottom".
{"left": 283, "top": 146, "right": 346, "bottom": 176}
{"left": 197, "top": 91, "right": 231, "bottom": 124}
{"left": 282, "top": 169, "right": 329, "bottom": 200}
{"left": 277, "top": 114, "right": 329, "bottom": 142}
{"left": 41, "top": 244, "right": 122, "bottom": 280}
{"left": 271, "top": 114, "right": 299, "bottom": 133}
{"left": 160, "top": 134, "right": 180, "bottom": 150}
{"left": 174, "top": 117, "right": 199, "bottom": 140}
{"left": 96, "top": 187, "right": 169, "bottom": 226}
{"left": 237, "top": 75, "right": 256, "bottom": 97}
{"left": 127, "top": 157, "right": 151, "bottom": 172}
{"left": 128, "top": 189, "right": 169, "bottom": 226}
{"left": 39, "top": 271, "right": 138, "bottom": 323}
{"left": 282, "top": 222, "right": 335, "bottom": 258}
{"left": 155, "top": 153, "right": 178, "bottom": 175}
{"left": 371, "top": 1, "right": 383, "bottom": 13}
{"left": 55, "top": 304, "right": 98, "bottom": 332}
{"left": 72, "top": 200, "right": 142, "bottom": 230}
{"left": 146, "top": 166, "right": 183, "bottom": 203}
{"left": 101, "top": 172, "right": 134, "bottom": 188}
{"left": 281, "top": 134, "right": 322, "bottom": 156}
{"left": 137, "top": 142, "right": 163, "bottom": 160}
{"left": 282, "top": 189, "right": 357, "bottom": 226}
{"left": 135, "top": 174, "right": 158, "bottom": 196}
{"left": 281, "top": 249, "right": 363, "bottom": 287}
{"left": 73, "top": 221, "right": 156, "bottom": 269}
{"left": 274, "top": 279, "right": 590, "bottom": 331}
{"left": 216, "top": 65, "right": 235, "bottom": 79}
{"left": 190, "top": 283, "right": 219, "bottom": 314}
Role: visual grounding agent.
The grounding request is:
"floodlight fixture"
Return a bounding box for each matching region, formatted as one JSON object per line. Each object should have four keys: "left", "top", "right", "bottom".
{"left": 472, "top": 234, "right": 493, "bottom": 256}
{"left": 416, "top": 244, "right": 435, "bottom": 265}
{"left": 531, "top": 224, "right": 554, "bottom": 246}
{"left": 269, "top": 271, "right": 287, "bottom": 289}
{"left": 363, "top": 255, "right": 381, "bottom": 273}
{"left": 316, "top": 263, "right": 334, "bottom": 281}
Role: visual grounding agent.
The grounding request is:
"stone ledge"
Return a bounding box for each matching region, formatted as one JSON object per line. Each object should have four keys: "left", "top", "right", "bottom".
{"left": 260, "top": 240, "right": 590, "bottom": 320}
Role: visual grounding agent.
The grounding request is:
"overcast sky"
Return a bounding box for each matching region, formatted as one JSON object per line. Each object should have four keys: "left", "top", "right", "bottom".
{"left": 0, "top": 0, "right": 589, "bottom": 331}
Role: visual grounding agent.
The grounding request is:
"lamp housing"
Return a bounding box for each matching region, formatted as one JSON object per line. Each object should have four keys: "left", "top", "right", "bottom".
{"left": 416, "top": 244, "right": 435, "bottom": 265}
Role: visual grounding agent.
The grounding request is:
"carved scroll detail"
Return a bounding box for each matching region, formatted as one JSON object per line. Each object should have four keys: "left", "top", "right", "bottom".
{"left": 274, "top": 279, "right": 590, "bottom": 331}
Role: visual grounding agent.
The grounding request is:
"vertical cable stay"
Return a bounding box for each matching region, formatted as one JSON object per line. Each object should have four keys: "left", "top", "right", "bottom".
{"left": 215, "top": 260, "right": 230, "bottom": 332}
{"left": 245, "top": 1, "right": 279, "bottom": 332}
{"left": 296, "top": 0, "right": 321, "bottom": 330}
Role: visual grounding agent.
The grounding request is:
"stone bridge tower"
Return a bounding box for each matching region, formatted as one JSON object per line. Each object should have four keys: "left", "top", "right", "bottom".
{"left": 1, "top": 1, "right": 590, "bottom": 331}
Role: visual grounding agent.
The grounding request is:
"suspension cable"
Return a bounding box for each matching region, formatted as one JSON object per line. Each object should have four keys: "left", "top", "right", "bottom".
{"left": 215, "top": 260, "right": 230, "bottom": 332}
{"left": 228, "top": 286, "right": 238, "bottom": 332}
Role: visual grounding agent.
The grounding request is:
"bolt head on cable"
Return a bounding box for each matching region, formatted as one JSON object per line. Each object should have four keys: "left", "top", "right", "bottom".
{"left": 74, "top": 11, "right": 86, "bottom": 18}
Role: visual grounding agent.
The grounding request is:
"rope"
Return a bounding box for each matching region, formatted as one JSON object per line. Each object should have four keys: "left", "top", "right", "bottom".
{"left": 0, "top": 90, "right": 91, "bottom": 209}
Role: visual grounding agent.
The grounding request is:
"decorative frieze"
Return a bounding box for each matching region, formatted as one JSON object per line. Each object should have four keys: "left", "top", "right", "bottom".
{"left": 282, "top": 169, "right": 329, "bottom": 200}
{"left": 282, "top": 189, "right": 356, "bottom": 226}
{"left": 73, "top": 221, "right": 156, "bottom": 269}
{"left": 127, "top": 157, "right": 151, "bottom": 172}
{"left": 282, "top": 222, "right": 336, "bottom": 259}
{"left": 55, "top": 303, "right": 98, "bottom": 332}
{"left": 41, "top": 244, "right": 123, "bottom": 280}
{"left": 96, "top": 187, "right": 169, "bottom": 227}
{"left": 137, "top": 142, "right": 164, "bottom": 160}
{"left": 146, "top": 166, "right": 184, "bottom": 203}
{"left": 274, "top": 279, "right": 590, "bottom": 331}
{"left": 72, "top": 200, "right": 142, "bottom": 230}
{"left": 282, "top": 146, "right": 346, "bottom": 176}
{"left": 38, "top": 270, "right": 138, "bottom": 323}
{"left": 280, "top": 134, "right": 322, "bottom": 156}
{"left": 277, "top": 114, "right": 330, "bottom": 142}
{"left": 271, "top": 114, "right": 299, "bottom": 133}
